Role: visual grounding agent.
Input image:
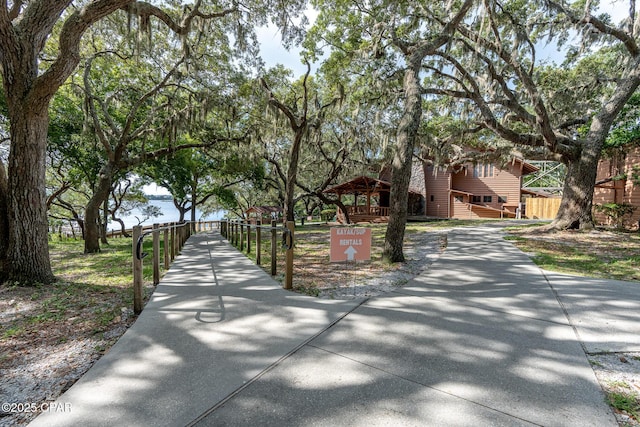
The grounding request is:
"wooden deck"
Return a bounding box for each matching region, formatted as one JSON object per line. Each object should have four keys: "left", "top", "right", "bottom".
{"left": 337, "top": 206, "right": 438, "bottom": 223}
{"left": 337, "top": 206, "right": 389, "bottom": 223}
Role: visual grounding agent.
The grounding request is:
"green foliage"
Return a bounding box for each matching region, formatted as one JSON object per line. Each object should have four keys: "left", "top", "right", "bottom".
{"left": 633, "top": 166, "right": 640, "bottom": 186}
{"left": 506, "top": 229, "right": 640, "bottom": 282}
{"left": 608, "top": 391, "right": 639, "bottom": 420}
{"left": 595, "top": 203, "right": 637, "bottom": 229}
{"left": 536, "top": 48, "right": 621, "bottom": 139}
{"left": 320, "top": 208, "right": 336, "bottom": 221}
{"left": 605, "top": 92, "right": 640, "bottom": 150}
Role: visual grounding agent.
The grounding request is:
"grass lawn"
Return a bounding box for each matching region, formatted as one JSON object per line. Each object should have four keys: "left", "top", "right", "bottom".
{"left": 504, "top": 225, "right": 640, "bottom": 282}
{"left": 238, "top": 219, "right": 480, "bottom": 296}
{"left": 1, "top": 236, "right": 160, "bottom": 366}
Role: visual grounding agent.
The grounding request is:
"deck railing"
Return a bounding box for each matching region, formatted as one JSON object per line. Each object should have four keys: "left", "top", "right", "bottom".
{"left": 346, "top": 206, "right": 389, "bottom": 216}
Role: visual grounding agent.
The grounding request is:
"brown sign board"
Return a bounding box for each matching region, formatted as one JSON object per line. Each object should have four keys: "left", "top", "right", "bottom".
{"left": 330, "top": 227, "right": 372, "bottom": 262}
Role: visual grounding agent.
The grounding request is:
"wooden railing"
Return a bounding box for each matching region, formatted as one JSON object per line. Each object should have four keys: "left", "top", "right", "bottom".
{"left": 109, "top": 220, "right": 218, "bottom": 238}
{"left": 132, "top": 219, "right": 296, "bottom": 315}
{"left": 220, "top": 219, "right": 294, "bottom": 291}
{"left": 131, "top": 220, "right": 220, "bottom": 314}
{"left": 346, "top": 206, "right": 390, "bottom": 216}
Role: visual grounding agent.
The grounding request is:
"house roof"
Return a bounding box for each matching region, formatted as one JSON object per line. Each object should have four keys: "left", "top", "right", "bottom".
{"left": 325, "top": 175, "right": 422, "bottom": 196}
{"left": 520, "top": 160, "right": 539, "bottom": 175}
{"left": 521, "top": 188, "right": 550, "bottom": 198}
{"left": 450, "top": 188, "right": 474, "bottom": 196}
{"left": 324, "top": 176, "right": 392, "bottom": 196}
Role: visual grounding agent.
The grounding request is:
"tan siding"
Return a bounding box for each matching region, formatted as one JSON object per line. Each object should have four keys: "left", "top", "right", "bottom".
{"left": 424, "top": 166, "right": 451, "bottom": 218}
{"left": 594, "top": 147, "right": 640, "bottom": 228}
{"left": 451, "top": 198, "right": 477, "bottom": 219}
{"left": 624, "top": 149, "right": 640, "bottom": 228}
{"left": 451, "top": 163, "right": 522, "bottom": 210}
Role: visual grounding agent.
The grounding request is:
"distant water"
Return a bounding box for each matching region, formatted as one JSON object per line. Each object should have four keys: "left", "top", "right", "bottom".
{"left": 110, "top": 200, "right": 224, "bottom": 231}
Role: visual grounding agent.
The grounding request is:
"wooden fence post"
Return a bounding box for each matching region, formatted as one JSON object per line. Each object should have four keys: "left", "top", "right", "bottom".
{"left": 240, "top": 221, "right": 245, "bottom": 251}
{"left": 284, "top": 221, "right": 294, "bottom": 290}
{"left": 170, "top": 222, "right": 176, "bottom": 261}
{"left": 246, "top": 221, "right": 251, "bottom": 253}
{"left": 256, "top": 220, "right": 261, "bottom": 265}
{"left": 163, "top": 224, "right": 170, "bottom": 270}
{"left": 271, "top": 219, "right": 277, "bottom": 276}
{"left": 152, "top": 223, "right": 160, "bottom": 285}
{"left": 133, "top": 225, "right": 143, "bottom": 314}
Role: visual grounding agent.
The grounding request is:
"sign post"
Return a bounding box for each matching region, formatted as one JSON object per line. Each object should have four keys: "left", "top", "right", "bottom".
{"left": 330, "top": 227, "right": 372, "bottom": 262}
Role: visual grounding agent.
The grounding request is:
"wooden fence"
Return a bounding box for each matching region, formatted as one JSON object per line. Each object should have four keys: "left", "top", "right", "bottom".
{"left": 131, "top": 220, "right": 219, "bottom": 314}
{"left": 525, "top": 198, "right": 561, "bottom": 219}
{"left": 220, "top": 219, "right": 295, "bottom": 291}
{"left": 131, "top": 219, "right": 295, "bottom": 315}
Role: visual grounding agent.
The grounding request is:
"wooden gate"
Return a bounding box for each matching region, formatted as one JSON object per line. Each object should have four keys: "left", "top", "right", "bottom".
{"left": 525, "top": 198, "right": 561, "bottom": 219}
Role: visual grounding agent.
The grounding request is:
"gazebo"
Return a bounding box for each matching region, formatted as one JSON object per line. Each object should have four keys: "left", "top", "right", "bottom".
{"left": 324, "top": 176, "right": 393, "bottom": 223}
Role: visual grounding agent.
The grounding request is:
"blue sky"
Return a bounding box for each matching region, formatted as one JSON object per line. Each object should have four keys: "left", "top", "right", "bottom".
{"left": 255, "top": 7, "right": 319, "bottom": 77}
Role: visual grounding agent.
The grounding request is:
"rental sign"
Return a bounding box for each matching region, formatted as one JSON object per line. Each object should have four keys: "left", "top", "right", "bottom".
{"left": 330, "top": 227, "right": 372, "bottom": 262}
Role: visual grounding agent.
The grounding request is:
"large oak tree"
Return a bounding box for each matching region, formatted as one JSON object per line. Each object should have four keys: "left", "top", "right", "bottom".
{"left": 423, "top": 0, "right": 640, "bottom": 230}
{"left": 0, "top": 0, "right": 305, "bottom": 284}
{"left": 308, "top": 0, "right": 474, "bottom": 262}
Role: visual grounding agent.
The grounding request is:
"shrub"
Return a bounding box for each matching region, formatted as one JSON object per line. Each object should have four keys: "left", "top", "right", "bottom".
{"left": 595, "top": 203, "right": 637, "bottom": 230}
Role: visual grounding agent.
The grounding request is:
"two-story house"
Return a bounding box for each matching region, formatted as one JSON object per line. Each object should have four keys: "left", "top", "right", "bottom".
{"left": 325, "top": 159, "right": 538, "bottom": 223}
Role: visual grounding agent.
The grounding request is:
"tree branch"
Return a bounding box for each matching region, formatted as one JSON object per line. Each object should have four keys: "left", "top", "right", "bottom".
{"left": 547, "top": 0, "right": 639, "bottom": 56}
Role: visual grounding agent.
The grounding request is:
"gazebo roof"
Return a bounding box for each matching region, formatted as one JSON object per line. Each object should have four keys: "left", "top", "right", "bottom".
{"left": 246, "top": 205, "right": 282, "bottom": 215}
{"left": 323, "top": 176, "right": 391, "bottom": 196}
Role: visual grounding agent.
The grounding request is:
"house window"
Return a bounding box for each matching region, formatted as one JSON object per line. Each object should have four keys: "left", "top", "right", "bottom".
{"left": 454, "top": 196, "right": 463, "bottom": 202}
{"left": 484, "top": 164, "right": 494, "bottom": 177}
{"left": 483, "top": 195, "right": 492, "bottom": 203}
{"left": 498, "top": 195, "right": 507, "bottom": 203}
{"left": 430, "top": 195, "right": 434, "bottom": 202}
{"left": 473, "top": 163, "right": 495, "bottom": 178}
{"left": 471, "top": 195, "right": 481, "bottom": 203}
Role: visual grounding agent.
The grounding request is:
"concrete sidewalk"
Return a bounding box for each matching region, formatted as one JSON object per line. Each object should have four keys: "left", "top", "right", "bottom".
{"left": 30, "top": 232, "right": 363, "bottom": 426}
{"left": 32, "top": 225, "right": 635, "bottom": 426}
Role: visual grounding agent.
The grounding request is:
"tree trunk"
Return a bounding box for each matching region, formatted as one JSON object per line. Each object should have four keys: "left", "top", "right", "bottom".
{"left": 85, "top": 166, "right": 113, "bottom": 253}
{"left": 384, "top": 61, "right": 422, "bottom": 263}
{"left": 284, "top": 131, "right": 305, "bottom": 222}
{"left": 551, "top": 141, "right": 602, "bottom": 230}
{"left": 190, "top": 183, "right": 197, "bottom": 224}
{"left": 112, "top": 216, "right": 130, "bottom": 238}
{"left": 335, "top": 200, "right": 351, "bottom": 224}
{"left": 100, "top": 198, "right": 109, "bottom": 244}
{"left": 0, "top": 160, "right": 9, "bottom": 281}
{"left": 4, "top": 107, "right": 56, "bottom": 283}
